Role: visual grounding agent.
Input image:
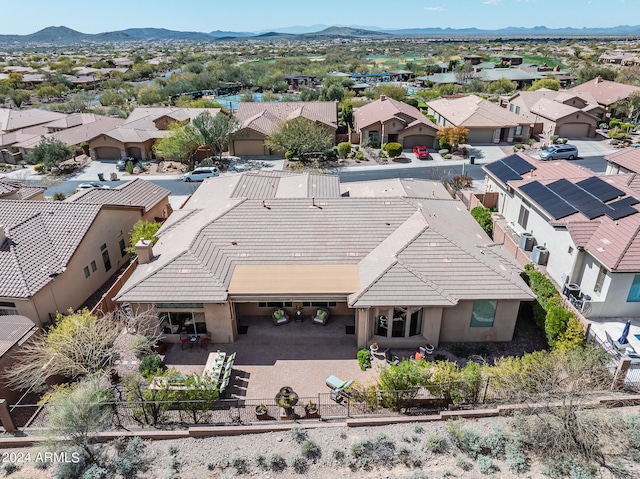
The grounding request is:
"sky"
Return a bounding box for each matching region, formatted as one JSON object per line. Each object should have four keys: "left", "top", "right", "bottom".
{"left": 0, "top": 0, "right": 636, "bottom": 34}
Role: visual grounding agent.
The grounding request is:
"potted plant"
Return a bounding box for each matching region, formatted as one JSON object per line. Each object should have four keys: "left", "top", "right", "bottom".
{"left": 370, "top": 342, "right": 379, "bottom": 353}
{"left": 305, "top": 400, "right": 319, "bottom": 419}
{"left": 424, "top": 343, "right": 435, "bottom": 354}
{"left": 255, "top": 403, "right": 269, "bottom": 419}
{"left": 108, "top": 368, "right": 120, "bottom": 383}
{"left": 295, "top": 305, "right": 304, "bottom": 322}
{"left": 153, "top": 339, "right": 167, "bottom": 354}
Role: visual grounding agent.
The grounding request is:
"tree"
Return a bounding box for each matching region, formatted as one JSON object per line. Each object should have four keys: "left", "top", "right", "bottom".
{"left": 25, "top": 136, "right": 75, "bottom": 170}
{"left": 576, "top": 65, "right": 616, "bottom": 84}
{"left": 4, "top": 309, "right": 123, "bottom": 391}
{"left": 153, "top": 120, "right": 201, "bottom": 164}
{"left": 99, "top": 89, "right": 125, "bottom": 106}
{"left": 611, "top": 91, "right": 640, "bottom": 122}
{"left": 371, "top": 84, "right": 407, "bottom": 102}
{"left": 265, "top": 117, "right": 333, "bottom": 160}
{"left": 455, "top": 62, "right": 474, "bottom": 85}
{"left": 486, "top": 78, "right": 517, "bottom": 94}
{"left": 189, "top": 110, "right": 240, "bottom": 161}
{"left": 528, "top": 78, "right": 561, "bottom": 91}
{"left": 125, "top": 220, "right": 162, "bottom": 255}
{"left": 470, "top": 206, "right": 493, "bottom": 236}
{"left": 437, "top": 125, "right": 469, "bottom": 152}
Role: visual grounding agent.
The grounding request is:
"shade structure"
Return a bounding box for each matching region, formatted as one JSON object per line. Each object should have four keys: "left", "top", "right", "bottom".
{"left": 618, "top": 320, "right": 631, "bottom": 345}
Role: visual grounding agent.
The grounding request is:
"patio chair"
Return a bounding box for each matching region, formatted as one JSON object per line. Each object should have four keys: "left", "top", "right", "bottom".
{"left": 272, "top": 309, "right": 290, "bottom": 326}
{"left": 326, "top": 375, "right": 354, "bottom": 402}
{"left": 605, "top": 331, "right": 629, "bottom": 351}
{"left": 384, "top": 348, "right": 400, "bottom": 366}
{"left": 313, "top": 308, "right": 330, "bottom": 325}
{"left": 200, "top": 332, "right": 212, "bottom": 350}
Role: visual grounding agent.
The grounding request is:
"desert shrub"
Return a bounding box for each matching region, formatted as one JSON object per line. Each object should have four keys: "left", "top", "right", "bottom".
{"left": 337, "top": 141, "right": 352, "bottom": 159}
{"left": 561, "top": 137, "right": 568, "bottom": 144}
{"left": 53, "top": 192, "right": 66, "bottom": 201}
{"left": 378, "top": 150, "right": 387, "bottom": 159}
{"left": 267, "top": 452, "right": 286, "bottom": 472}
{"left": 81, "top": 464, "right": 108, "bottom": 479}
{"left": 609, "top": 118, "right": 622, "bottom": 129}
{"left": 608, "top": 127, "right": 629, "bottom": 140}
{"left": 461, "top": 146, "right": 468, "bottom": 156}
{"left": 439, "top": 137, "right": 451, "bottom": 151}
{"left": 289, "top": 454, "right": 309, "bottom": 473}
{"left": 34, "top": 163, "right": 45, "bottom": 173}
{"left": 599, "top": 123, "right": 609, "bottom": 129}
{"left": 332, "top": 448, "right": 346, "bottom": 462}
{"left": 350, "top": 433, "right": 396, "bottom": 469}
{"left": 470, "top": 206, "right": 492, "bottom": 236}
{"left": 228, "top": 453, "right": 249, "bottom": 474}
{"left": 483, "top": 428, "right": 507, "bottom": 458}
{"left": 476, "top": 455, "right": 498, "bottom": 474}
{"left": 302, "top": 440, "right": 321, "bottom": 461}
{"left": 285, "top": 150, "right": 294, "bottom": 160}
{"left": 505, "top": 438, "right": 528, "bottom": 473}
{"left": 355, "top": 151, "right": 365, "bottom": 161}
{"left": 138, "top": 354, "right": 163, "bottom": 378}
{"left": 385, "top": 142, "right": 403, "bottom": 158}
{"left": 438, "top": 148, "right": 449, "bottom": 155}
{"left": 0, "top": 462, "right": 20, "bottom": 475}
{"left": 425, "top": 434, "right": 445, "bottom": 453}
{"left": 550, "top": 135, "right": 560, "bottom": 143}
{"left": 443, "top": 153, "right": 452, "bottom": 159}
{"left": 455, "top": 455, "right": 472, "bottom": 471}
{"left": 445, "top": 420, "right": 485, "bottom": 458}
{"left": 129, "top": 334, "right": 150, "bottom": 357}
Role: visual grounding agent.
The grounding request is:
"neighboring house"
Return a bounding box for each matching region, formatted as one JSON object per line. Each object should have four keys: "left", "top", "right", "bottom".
{"left": 569, "top": 77, "right": 640, "bottom": 112}
{"left": 228, "top": 102, "right": 338, "bottom": 156}
{"left": 0, "top": 108, "right": 66, "bottom": 134}
{"left": 418, "top": 68, "right": 542, "bottom": 89}
{"left": 0, "top": 180, "right": 170, "bottom": 327}
{"left": 427, "top": 95, "right": 530, "bottom": 143}
{"left": 505, "top": 89, "right": 603, "bottom": 138}
{"left": 115, "top": 171, "right": 534, "bottom": 349}
{"left": 0, "top": 178, "right": 45, "bottom": 200}
{"left": 484, "top": 153, "right": 640, "bottom": 317}
{"left": 0, "top": 315, "right": 37, "bottom": 403}
{"left": 605, "top": 147, "right": 640, "bottom": 175}
{"left": 353, "top": 95, "right": 440, "bottom": 149}
{"left": 88, "top": 107, "right": 220, "bottom": 161}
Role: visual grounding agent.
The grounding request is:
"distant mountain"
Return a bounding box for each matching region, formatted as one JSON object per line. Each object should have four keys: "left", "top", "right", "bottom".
{"left": 308, "top": 26, "right": 391, "bottom": 38}
{"left": 383, "top": 25, "right": 640, "bottom": 36}
{"left": 209, "top": 30, "right": 254, "bottom": 38}
{"left": 264, "top": 24, "right": 384, "bottom": 34}
{"left": 121, "top": 28, "right": 213, "bottom": 41}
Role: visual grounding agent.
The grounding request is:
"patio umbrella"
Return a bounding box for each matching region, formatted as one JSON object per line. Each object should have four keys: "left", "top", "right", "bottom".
{"left": 618, "top": 320, "right": 631, "bottom": 345}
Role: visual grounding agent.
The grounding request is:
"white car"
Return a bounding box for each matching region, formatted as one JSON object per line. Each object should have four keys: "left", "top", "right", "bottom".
{"left": 77, "top": 182, "right": 110, "bottom": 190}
{"left": 181, "top": 167, "right": 219, "bottom": 182}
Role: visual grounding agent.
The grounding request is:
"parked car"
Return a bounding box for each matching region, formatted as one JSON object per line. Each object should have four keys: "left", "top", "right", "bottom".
{"left": 412, "top": 145, "right": 431, "bottom": 160}
{"left": 77, "top": 182, "right": 110, "bottom": 190}
{"left": 539, "top": 144, "right": 579, "bottom": 161}
{"left": 116, "top": 158, "right": 134, "bottom": 171}
{"left": 181, "top": 167, "right": 219, "bottom": 182}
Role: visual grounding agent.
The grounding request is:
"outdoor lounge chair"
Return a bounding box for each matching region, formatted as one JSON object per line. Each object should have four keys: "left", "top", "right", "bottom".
{"left": 606, "top": 331, "right": 629, "bottom": 351}
{"left": 326, "top": 375, "right": 354, "bottom": 401}
{"left": 272, "top": 309, "right": 290, "bottom": 326}
{"left": 313, "top": 308, "right": 329, "bottom": 325}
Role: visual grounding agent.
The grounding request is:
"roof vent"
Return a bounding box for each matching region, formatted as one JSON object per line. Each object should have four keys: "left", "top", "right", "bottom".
{"left": 0, "top": 224, "right": 5, "bottom": 245}
{"left": 380, "top": 94, "right": 387, "bottom": 101}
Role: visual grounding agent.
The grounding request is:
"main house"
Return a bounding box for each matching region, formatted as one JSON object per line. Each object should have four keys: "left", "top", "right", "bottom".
{"left": 0, "top": 179, "right": 170, "bottom": 327}
{"left": 569, "top": 77, "right": 640, "bottom": 113}
{"left": 504, "top": 89, "right": 604, "bottom": 138}
{"left": 353, "top": 95, "right": 440, "bottom": 149}
{"left": 484, "top": 153, "right": 640, "bottom": 318}
{"left": 228, "top": 102, "right": 338, "bottom": 156}
{"left": 426, "top": 95, "right": 531, "bottom": 143}
{"left": 115, "top": 171, "right": 534, "bottom": 349}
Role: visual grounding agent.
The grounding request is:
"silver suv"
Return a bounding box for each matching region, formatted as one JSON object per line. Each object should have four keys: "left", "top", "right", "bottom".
{"left": 539, "top": 144, "right": 579, "bottom": 161}
{"left": 181, "top": 166, "right": 219, "bottom": 182}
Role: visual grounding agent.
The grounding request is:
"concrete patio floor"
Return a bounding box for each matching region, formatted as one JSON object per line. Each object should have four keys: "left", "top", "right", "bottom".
{"left": 163, "top": 315, "right": 380, "bottom": 400}
{"left": 588, "top": 316, "right": 640, "bottom": 353}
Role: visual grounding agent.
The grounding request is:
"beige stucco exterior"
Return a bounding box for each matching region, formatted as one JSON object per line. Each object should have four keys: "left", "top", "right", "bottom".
{"left": 89, "top": 135, "right": 156, "bottom": 161}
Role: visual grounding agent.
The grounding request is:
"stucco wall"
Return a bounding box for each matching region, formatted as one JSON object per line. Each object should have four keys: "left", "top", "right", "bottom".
{"left": 205, "top": 303, "right": 236, "bottom": 344}
{"left": 439, "top": 300, "right": 521, "bottom": 342}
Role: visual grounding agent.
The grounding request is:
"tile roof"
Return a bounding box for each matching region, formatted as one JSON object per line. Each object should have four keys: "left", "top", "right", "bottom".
{"left": 529, "top": 98, "right": 596, "bottom": 122}
{"left": 228, "top": 171, "right": 341, "bottom": 199}
{"left": 15, "top": 115, "right": 126, "bottom": 149}
{"left": 0, "top": 108, "right": 66, "bottom": 134}
{"left": 427, "top": 95, "right": 529, "bottom": 128}
{"left": 65, "top": 178, "right": 170, "bottom": 213}
{"left": 354, "top": 96, "right": 439, "bottom": 132}
{"left": 117, "top": 172, "right": 532, "bottom": 306}
{"left": 606, "top": 147, "right": 640, "bottom": 174}
{"left": 0, "top": 315, "right": 36, "bottom": 357}
{"left": 341, "top": 178, "right": 452, "bottom": 199}
{"left": 570, "top": 78, "right": 640, "bottom": 107}
{"left": 0, "top": 201, "right": 102, "bottom": 297}
{"left": 235, "top": 102, "right": 338, "bottom": 136}
{"left": 0, "top": 178, "right": 45, "bottom": 200}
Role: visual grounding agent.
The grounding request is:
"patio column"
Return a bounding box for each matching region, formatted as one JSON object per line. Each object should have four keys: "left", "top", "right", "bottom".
{"left": 611, "top": 357, "right": 631, "bottom": 391}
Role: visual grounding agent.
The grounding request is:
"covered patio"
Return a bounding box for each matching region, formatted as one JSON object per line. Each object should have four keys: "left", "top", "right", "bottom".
{"left": 162, "top": 314, "right": 379, "bottom": 400}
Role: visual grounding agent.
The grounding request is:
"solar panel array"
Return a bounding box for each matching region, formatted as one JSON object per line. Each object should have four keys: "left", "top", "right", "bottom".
{"left": 519, "top": 177, "right": 639, "bottom": 221}
{"left": 485, "top": 154, "right": 536, "bottom": 184}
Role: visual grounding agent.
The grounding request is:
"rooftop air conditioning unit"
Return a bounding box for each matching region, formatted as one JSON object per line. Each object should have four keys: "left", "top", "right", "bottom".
{"left": 519, "top": 232, "right": 535, "bottom": 252}
{"left": 532, "top": 245, "right": 549, "bottom": 265}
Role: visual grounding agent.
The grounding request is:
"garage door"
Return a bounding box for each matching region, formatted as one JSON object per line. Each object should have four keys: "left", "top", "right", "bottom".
{"left": 94, "top": 147, "right": 122, "bottom": 160}
{"left": 127, "top": 147, "right": 143, "bottom": 160}
{"left": 557, "top": 123, "right": 590, "bottom": 138}
{"left": 233, "top": 140, "right": 266, "bottom": 156}
{"left": 467, "top": 129, "right": 495, "bottom": 143}
{"left": 402, "top": 135, "right": 436, "bottom": 149}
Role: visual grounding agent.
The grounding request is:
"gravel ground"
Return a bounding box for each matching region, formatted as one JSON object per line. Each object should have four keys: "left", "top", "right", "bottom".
{"left": 4, "top": 407, "right": 639, "bottom": 479}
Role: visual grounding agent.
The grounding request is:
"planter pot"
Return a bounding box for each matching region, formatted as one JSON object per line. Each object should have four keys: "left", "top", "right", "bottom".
{"left": 153, "top": 340, "right": 167, "bottom": 354}
{"left": 424, "top": 345, "right": 435, "bottom": 355}
{"left": 305, "top": 407, "right": 320, "bottom": 419}
{"left": 255, "top": 406, "right": 269, "bottom": 420}
{"left": 108, "top": 368, "right": 120, "bottom": 383}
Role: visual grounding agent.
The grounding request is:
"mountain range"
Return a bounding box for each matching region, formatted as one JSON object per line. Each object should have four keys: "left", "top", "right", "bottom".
{"left": 1, "top": 24, "right": 640, "bottom": 44}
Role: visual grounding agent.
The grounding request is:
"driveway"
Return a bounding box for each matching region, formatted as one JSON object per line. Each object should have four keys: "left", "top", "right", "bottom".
{"left": 570, "top": 138, "right": 615, "bottom": 158}
{"left": 463, "top": 144, "right": 508, "bottom": 164}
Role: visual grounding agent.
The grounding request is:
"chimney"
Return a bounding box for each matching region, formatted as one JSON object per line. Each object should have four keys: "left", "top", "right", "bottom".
{"left": 595, "top": 76, "right": 602, "bottom": 84}
{"left": 135, "top": 237, "right": 154, "bottom": 264}
{"left": 0, "top": 224, "right": 5, "bottom": 245}
{"left": 380, "top": 94, "right": 387, "bottom": 101}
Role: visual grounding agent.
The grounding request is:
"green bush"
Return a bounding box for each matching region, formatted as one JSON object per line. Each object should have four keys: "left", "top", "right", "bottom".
{"left": 53, "top": 192, "right": 66, "bottom": 201}
{"left": 439, "top": 137, "right": 451, "bottom": 151}
{"left": 125, "top": 161, "right": 134, "bottom": 174}
{"left": 470, "top": 206, "right": 493, "bottom": 236}
{"left": 285, "top": 150, "right": 294, "bottom": 160}
{"left": 384, "top": 142, "right": 403, "bottom": 158}
{"left": 357, "top": 348, "right": 372, "bottom": 370}
{"left": 34, "top": 163, "right": 45, "bottom": 173}
{"left": 438, "top": 148, "right": 449, "bottom": 155}
{"left": 545, "top": 306, "right": 575, "bottom": 348}
{"left": 461, "top": 146, "right": 468, "bottom": 156}
{"left": 425, "top": 434, "right": 445, "bottom": 453}
{"left": 621, "top": 123, "right": 636, "bottom": 132}
{"left": 337, "top": 141, "right": 352, "bottom": 159}
{"left": 609, "top": 118, "right": 622, "bottom": 129}
{"left": 378, "top": 150, "right": 388, "bottom": 159}
{"left": 443, "top": 153, "right": 452, "bottom": 159}
{"left": 355, "top": 151, "right": 365, "bottom": 161}
{"left": 138, "top": 354, "right": 164, "bottom": 379}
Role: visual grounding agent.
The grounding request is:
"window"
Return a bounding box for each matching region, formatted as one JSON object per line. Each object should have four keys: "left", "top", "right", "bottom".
{"left": 509, "top": 104, "right": 514, "bottom": 112}
{"left": 515, "top": 125, "right": 522, "bottom": 135}
{"left": 518, "top": 205, "right": 529, "bottom": 230}
{"left": 515, "top": 106, "right": 520, "bottom": 114}
{"left": 368, "top": 131, "right": 380, "bottom": 143}
{"left": 91, "top": 261, "right": 97, "bottom": 272}
{"left": 258, "top": 301, "right": 293, "bottom": 308}
{"left": 160, "top": 311, "right": 207, "bottom": 334}
{"left": 119, "top": 238, "right": 126, "bottom": 257}
{"left": 594, "top": 266, "right": 607, "bottom": 293}
{"left": 409, "top": 309, "right": 422, "bottom": 336}
{"left": 84, "top": 266, "right": 90, "bottom": 278}
{"left": 100, "top": 243, "right": 107, "bottom": 251}
{"left": 470, "top": 301, "right": 497, "bottom": 327}
{"left": 392, "top": 308, "right": 406, "bottom": 337}
{"left": 0, "top": 301, "right": 17, "bottom": 316}
{"left": 375, "top": 314, "right": 388, "bottom": 337}
{"left": 627, "top": 275, "right": 640, "bottom": 302}
{"left": 102, "top": 249, "right": 111, "bottom": 272}
{"left": 302, "top": 301, "right": 337, "bottom": 307}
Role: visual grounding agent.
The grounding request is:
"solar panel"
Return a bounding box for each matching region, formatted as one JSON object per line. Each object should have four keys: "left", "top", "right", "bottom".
{"left": 485, "top": 161, "right": 522, "bottom": 184}
{"left": 547, "top": 179, "right": 614, "bottom": 220}
{"left": 501, "top": 154, "right": 537, "bottom": 175}
{"left": 576, "top": 177, "right": 625, "bottom": 202}
{"left": 520, "top": 181, "right": 578, "bottom": 220}
{"left": 607, "top": 206, "right": 638, "bottom": 220}
{"left": 608, "top": 196, "right": 639, "bottom": 208}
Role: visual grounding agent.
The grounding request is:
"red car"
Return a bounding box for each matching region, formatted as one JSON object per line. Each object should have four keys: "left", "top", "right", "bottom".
{"left": 412, "top": 146, "right": 431, "bottom": 160}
